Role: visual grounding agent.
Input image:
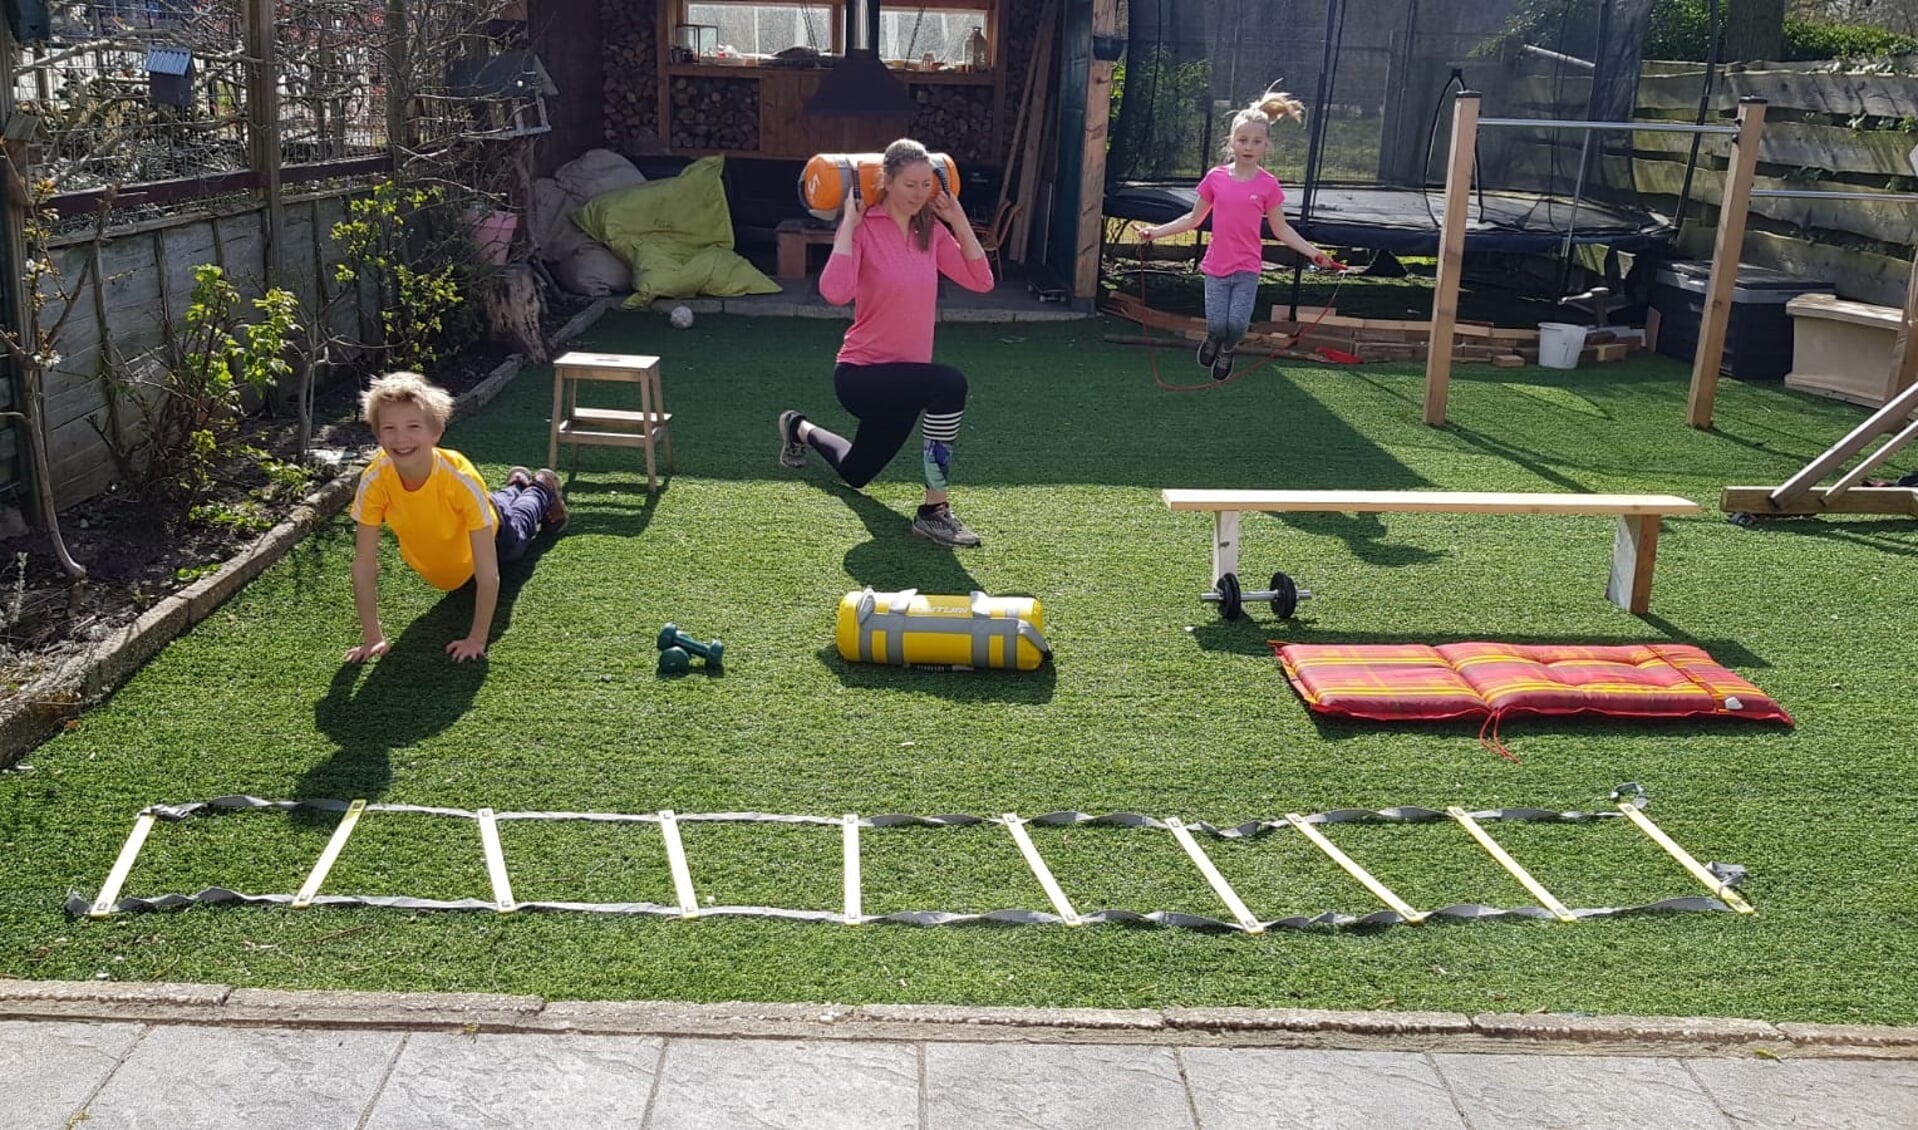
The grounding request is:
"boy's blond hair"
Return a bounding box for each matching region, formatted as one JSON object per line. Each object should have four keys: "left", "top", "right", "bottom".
{"left": 361, "top": 370, "right": 455, "bottom": 432}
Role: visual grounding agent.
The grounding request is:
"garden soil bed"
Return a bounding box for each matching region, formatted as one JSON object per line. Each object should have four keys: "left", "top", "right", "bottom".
{"left": 0, "top": 293, "right": 596, "bottom": 709}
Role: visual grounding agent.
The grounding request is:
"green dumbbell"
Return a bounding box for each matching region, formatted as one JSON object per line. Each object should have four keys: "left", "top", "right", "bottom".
{"left": 658, "top": 646, "right": 691, "bottom": 674}
{"left": 657, "top": 623, "right": 724, "bottom": 669}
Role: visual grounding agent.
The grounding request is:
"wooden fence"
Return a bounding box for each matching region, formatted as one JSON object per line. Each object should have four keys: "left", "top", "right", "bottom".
{"left": 34, "top": 192, "right": 375, "bottom": 510}
{"left": 1467, "top": 57, "right": 1918, "bottom": 306}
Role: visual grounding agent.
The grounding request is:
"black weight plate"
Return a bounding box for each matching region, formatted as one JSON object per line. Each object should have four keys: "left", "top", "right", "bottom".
{"left": 1270, "top": 572, "right": 1298, "bottom": 619}
{"left": 1215, "top": 572, "right": 1243, "bottom": 620}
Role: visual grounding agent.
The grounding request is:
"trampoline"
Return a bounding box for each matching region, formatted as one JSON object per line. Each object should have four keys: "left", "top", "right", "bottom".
{"left": 1107, "top": 1, "right": 1718, "bottom": 266}
{"left": 1102, "top": 183, "right": 1672, "bottom": 256}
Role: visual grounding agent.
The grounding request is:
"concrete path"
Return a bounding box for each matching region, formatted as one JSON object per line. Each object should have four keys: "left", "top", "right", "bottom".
{"left": 4, "top": 983, "right": 1916, "bottom": 1129}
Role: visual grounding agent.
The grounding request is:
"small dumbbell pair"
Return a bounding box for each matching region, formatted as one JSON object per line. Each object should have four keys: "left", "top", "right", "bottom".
{"left": 658, "top": 623, "right": 723, "bottom": 673}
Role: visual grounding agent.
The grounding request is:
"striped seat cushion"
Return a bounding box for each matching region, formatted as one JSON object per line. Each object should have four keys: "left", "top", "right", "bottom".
{"left": 1274, "top": 642, "right": 1791, "bottom": 725}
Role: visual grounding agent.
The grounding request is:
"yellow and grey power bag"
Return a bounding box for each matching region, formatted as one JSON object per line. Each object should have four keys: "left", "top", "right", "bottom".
{"left": 836, "top": 588, "right": 1050, "bottom": 671}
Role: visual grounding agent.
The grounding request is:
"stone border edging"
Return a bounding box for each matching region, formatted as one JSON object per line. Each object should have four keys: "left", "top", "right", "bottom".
{"left": 0, "top": 297, "right": 613, "bottom": 769}
{"left": 0, "top": 979, "right": 1913, "bottom": 1059}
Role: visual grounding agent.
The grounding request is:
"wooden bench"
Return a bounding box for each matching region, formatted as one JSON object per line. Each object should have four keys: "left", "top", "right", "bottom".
{"left": 775, "top": 219, "right": 837, "bottom": 280}
{"left": 1162, "top": 490, "right": 1702, "bottom": 615}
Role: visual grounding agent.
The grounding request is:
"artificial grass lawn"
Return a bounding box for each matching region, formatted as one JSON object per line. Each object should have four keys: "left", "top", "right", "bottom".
{"left": 2, "top": 310, "right": 1914, "bottom": 1023}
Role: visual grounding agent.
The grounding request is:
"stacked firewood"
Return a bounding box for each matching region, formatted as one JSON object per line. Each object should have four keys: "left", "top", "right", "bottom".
{"left": 602, "top": 0, "right": 660, "bottom": 149}
{"left": 669, "top": 77, "right": 760, "bottom": 151}
{"left": 909, "top": 85, "right": 994, "bottom": 165}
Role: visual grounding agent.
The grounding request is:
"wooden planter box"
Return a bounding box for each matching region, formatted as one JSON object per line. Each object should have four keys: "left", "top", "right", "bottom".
{"left": 1785, "top": 293, "right": 1912, "bottom": 408}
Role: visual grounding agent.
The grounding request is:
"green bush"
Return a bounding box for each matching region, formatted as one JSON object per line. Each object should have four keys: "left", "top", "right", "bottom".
{"left": 1488, "top": 0, "right": 1916, "bottom": 63}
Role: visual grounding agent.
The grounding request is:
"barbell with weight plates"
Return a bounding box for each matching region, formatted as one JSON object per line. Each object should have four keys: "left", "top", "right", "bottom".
{"left": 1200, "top": 571, "right": 1313, "bottom": 620}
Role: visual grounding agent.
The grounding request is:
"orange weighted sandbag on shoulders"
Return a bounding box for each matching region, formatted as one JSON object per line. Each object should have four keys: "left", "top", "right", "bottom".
{"left": 798, "top": 152, "right": 961, "bottom": 222}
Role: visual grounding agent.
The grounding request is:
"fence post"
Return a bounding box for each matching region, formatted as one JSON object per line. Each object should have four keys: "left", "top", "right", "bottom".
{"left": 246, "top": 0, "right": 283, "bottom": 287}
{"left": 385, "top": 0, "right": 409, "bottom": 173}
{"left": 1424, "top": 90, "right": 1479, "bottom": 428}
{"left": 1686, "top": 96, "right": 1766, "bottom": 431}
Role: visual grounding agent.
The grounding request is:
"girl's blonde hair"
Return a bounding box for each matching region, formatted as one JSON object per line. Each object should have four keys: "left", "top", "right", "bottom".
{"left": 1220, "top": 92, "right": 1306, "bottom": 161}
{"left": 880, "top": 137, "right": 937, "bottom": 252}
{"left": 361, "top": 370, "right": 454, "bottom": 432}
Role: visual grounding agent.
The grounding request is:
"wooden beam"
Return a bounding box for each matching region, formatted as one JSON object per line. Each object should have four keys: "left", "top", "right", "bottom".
{"left": 1007, "top": 2, "right": 1059, "bottom": 263}
{"left": 1686, "top": 97, "right": 1767, "bottom": 430}
{"left": 1721, "top": 484, "right": 1918, "bottom": 517}
{"left": 246, "top": 0, "right": 283, "bottom": 286}
{"left": 1423, "top": 92, "right": 1479, "bottom": 428}
{"left": 1071, "top": 0, "right": 1119, "bottom": 299}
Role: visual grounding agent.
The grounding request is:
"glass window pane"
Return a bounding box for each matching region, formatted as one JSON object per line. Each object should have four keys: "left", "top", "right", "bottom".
{"left": 684, "top": 3, "right": 835, "bottom": 59}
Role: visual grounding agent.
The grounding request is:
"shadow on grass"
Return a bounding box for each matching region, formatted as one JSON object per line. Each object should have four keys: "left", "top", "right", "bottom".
{"left": 817, "top": 645, "right": 1058, "bottom": 703}
{"left": 827, "top": 484, "right": 985, "bottom": 595}
{"left": 1188, "top": 619, "right": 1770, "bottom": 670}
{"left": 1262, "top": 512, "right": 1447, "bottom": 569}
{"left": 299, "top": 540, "right": 556, "bottom": 810}
{"left": 547, "top": 474, "right": 661, "bottom": 540}
{"left": 1727, "top": 515, "right": 1918, "bottom": 559}
{"left": 1295, "top": 707, "right": 1796, "bottom": 750}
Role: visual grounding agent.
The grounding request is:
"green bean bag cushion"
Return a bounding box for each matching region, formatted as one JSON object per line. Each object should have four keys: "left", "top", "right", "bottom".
{"left": 572, "top": 155, "right": 780, "bottom": 309}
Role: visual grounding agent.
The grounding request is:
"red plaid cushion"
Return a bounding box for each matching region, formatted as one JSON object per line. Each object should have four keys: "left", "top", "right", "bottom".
{"left": 1275, "top": 642, "right": 1791, "bottom": 725}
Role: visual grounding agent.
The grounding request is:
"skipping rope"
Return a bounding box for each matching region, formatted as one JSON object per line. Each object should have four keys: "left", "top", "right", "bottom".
{"left": 1134, "top": 261, "right": 1357, "bottom": 393}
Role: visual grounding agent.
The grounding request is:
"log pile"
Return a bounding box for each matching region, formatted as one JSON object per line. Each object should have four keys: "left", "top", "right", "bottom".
{"left": 910, "top": 85, "right": 994, "bottom": 165}
{"left": 1100, "top": 292, "right": 1645, "bottom": 367}
{"left": 602, "top": 0, "right": 660, "bottom": 150}
{"left": 999, "top": 0, "right": 1050, "bottom": 127}
{"left": 668, "top": 76, "right": 760, "bottom": 151}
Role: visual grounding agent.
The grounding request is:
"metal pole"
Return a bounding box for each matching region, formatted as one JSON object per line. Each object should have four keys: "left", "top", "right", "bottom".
{"left": 1674, "top": 0, "right": 1721, "bottom": 231}
{"left": 1290, "top": 0, "right": 1345, "bottom": 319}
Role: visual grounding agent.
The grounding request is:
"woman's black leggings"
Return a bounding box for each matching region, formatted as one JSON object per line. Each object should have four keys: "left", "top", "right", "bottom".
{"left": 806, "top": 362, "right": 968, "bottom": 489}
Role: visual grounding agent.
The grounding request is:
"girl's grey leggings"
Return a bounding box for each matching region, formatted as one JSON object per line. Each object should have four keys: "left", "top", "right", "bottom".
{"left": 1203, "top": 270, "right": 1260, "bottom": 348}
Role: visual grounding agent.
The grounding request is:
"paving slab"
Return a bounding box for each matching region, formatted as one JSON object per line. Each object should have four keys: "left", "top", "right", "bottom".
{"left": 646, "top": 1037, "right": 918, "bottom": 1130}
{"left": 362, "top": 1032, "right": 663, "bottom": 1129}
{"left": 1432, "top": 1052, "right": 1732, "bottom": 1129}
{"left": 1181, "top": 1047, "right": 1466, "bottom": 1129}
{"left": 76, "top": 1024, "right": 402, "bottom": 1130}
{"left": 1687, "top": 1055, "right": 1918, "bottom": 1129}
{"left": 924, "top": 1041, "right": 1192, "bottom": 1129}
{"left": 0, "top": 1019, "right": 144, "bottom": 1130}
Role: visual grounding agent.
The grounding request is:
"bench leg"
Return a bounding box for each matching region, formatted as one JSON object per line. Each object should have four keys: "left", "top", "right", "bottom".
{"left": 1607, "top": 514, "right": 1661, "bottom": 614}
{"left": 1211, "top": 511, "right": 1242, "bottom": 585}
{"left": 777, "top": 235, "right": 805, "bottom": 280}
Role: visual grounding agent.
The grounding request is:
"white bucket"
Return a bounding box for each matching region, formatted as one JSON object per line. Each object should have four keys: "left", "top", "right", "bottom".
{"left": 1537, "top": 322, "right": 1588, "bottom": 370}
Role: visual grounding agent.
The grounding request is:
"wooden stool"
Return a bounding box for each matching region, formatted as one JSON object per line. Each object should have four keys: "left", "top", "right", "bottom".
{"left": 549, "top": 351, "right": 673, "bottom": 492}
{"left": 776, "top": 219, "right": 837, "bottom": 280}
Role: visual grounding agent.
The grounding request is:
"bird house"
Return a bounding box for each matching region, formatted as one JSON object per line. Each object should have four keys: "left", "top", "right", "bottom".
{"left": 146, "top": 48, "right": 195, "bottom": 108}
{"left": 444, "top": 50, "right": 556, "bottom": 139}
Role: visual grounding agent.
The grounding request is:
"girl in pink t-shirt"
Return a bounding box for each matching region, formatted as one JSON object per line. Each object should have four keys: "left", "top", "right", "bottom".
{"left": 1137, "top": 92, "right": 1338, "bottom": 380}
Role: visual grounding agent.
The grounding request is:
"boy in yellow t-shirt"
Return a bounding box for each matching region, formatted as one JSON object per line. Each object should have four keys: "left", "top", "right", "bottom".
{"left": 345, "top": 371, "right": 568, "bottom": 663}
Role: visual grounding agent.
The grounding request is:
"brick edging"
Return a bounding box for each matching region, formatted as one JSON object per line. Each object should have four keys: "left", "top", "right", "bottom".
{"left": 1, "top": 980, "right": 1913, "bottom": 1058}
{"left": 0, "top": 297, "right": 612, "bottom": 768}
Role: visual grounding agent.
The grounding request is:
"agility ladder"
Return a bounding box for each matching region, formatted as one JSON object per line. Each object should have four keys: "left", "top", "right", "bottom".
{"left": 75, "top": 784, "right": 1752, "bottom": 931}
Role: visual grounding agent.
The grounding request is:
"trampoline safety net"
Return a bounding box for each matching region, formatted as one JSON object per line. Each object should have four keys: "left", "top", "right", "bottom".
{"left": 1107, "top": 0, "right": 1676, "bottom": 254}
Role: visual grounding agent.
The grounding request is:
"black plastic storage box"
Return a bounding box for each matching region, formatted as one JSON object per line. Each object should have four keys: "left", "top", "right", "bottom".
{"left": 1650, "top": 262, "right": 1835, "bottom": 380}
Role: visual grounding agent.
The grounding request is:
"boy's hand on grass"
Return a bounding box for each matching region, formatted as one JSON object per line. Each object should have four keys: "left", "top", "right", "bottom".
{"left": 446, "top": 635, "right": 488, "bottom": 663}
{"left": 343, "top": 639, "right": 389, "bottom": 664}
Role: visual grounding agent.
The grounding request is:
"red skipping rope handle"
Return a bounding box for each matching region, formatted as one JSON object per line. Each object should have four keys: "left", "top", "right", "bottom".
{"left": 1138, "top": 261, "right": 1354, "bottom": 392}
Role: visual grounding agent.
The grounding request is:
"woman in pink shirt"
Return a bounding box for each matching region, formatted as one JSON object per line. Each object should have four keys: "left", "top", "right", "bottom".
{"left": 777, "top": 139, "right": 996, "bottom": 547}
{"left": 1137, "top": 92, "right": 1338, "bottom": 381}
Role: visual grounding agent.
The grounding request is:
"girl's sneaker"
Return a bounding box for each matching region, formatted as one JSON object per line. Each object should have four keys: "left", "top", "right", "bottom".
{"left": 1211, "top": 347, "right": 1236, "bottom": 381}
{"left": 1196, "top": 337, "right": 1220, "bottom": 368}
{"left": 911, "top": 503, "right": 981, "bottom": 548}
{"left": 777, "top": 410, "right": 808, "bottom": 468}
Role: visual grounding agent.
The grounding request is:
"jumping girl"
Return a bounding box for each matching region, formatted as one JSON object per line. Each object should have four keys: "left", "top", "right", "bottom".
{"left": 1136, "top": 92, "right": 1340, "bottom": 381}
{"left": 777, "top": 138, "right": 996, "bottom": 547}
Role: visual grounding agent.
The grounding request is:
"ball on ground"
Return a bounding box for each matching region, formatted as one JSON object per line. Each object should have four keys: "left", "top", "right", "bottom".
{"left": 669, "top": 305, "right": 695, "bottom": 329}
